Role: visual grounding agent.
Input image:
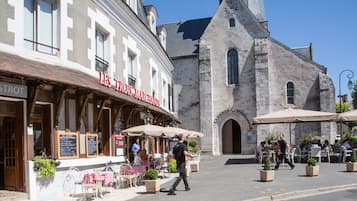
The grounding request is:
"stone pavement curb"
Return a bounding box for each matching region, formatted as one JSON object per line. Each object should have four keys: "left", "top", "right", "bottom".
{"left": 243, "top": 183, "right": 357, "bottom": 201}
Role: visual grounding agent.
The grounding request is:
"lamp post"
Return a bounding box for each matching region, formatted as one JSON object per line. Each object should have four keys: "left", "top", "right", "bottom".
{"left": 338, "top": 69, "right": 355, "bottom": 136}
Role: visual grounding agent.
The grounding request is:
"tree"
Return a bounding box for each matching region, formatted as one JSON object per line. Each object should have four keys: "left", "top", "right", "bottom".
{"left": 336, "top": 102, "right": 350, "bottom": 113}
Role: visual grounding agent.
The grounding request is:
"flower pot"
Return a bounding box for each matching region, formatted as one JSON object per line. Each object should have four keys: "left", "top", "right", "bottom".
{"left": 346, "top": 162, "right": 357, "bottom": 172}
{"left": 260, "top": 170, "right": 274, "bottom": 182}
{"left": 144, "top": 180, "right": 160, "bottom": 193}
{"left": 305, "top": 166, "right": 319, "bottom": 176}
{"left": 191, "top": 162, "right": 199, "bottom": 172}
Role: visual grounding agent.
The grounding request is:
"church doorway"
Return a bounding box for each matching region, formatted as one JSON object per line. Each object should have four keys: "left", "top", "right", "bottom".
{"left": 222, "top": 119, "right": 241, "bottom": 154}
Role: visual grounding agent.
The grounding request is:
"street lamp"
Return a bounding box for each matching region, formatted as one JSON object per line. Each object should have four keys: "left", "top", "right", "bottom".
{"left": 338, "top": 69, "right": 355, "bottom": 135}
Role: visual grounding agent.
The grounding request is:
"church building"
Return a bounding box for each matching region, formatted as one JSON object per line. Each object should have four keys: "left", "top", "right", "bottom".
{"left": 162, "top": 0, "right": 336, "bottom": 155}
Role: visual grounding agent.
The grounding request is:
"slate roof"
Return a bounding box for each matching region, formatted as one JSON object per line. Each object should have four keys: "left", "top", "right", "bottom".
{"left": 160, "top": 18, "right": 212, "bottom": 58}
{"left": 292, "top": 46, "right": 313, "bottom": 60}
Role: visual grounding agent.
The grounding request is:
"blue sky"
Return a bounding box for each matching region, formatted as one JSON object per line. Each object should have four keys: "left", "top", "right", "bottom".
{"left": 144, "top": 0, "right": 357, "bottom": 101}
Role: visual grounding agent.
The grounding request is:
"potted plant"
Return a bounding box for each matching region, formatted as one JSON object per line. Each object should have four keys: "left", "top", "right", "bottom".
{"left": 305, "top": 157, "right": 319, "bottom": 176}
{"left": 169, "top": 159, "right": 177, "bottom": 173}
{"left": 260, "top": 157, "right": 274, "bottom": 182}
{"left": 346, "top": 150, "right": 357, "bottom": 172}
{"left": 33, "top": 156, "right": 60, "bottom": 178}
{"left": 144, "top": 168, "right": 160, "bottom": 193}
{"left": 188, "top": 140, "right": 200, "bottom": 172}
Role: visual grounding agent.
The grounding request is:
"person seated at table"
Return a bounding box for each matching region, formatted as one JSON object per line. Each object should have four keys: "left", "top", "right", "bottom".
{"left": 342, "top": 139, "right": 352, "bottom": 150}
{"left": 331, "top": 140, "right": 341, "bottom": 153}
{"left": 321, "top": 140, "right": 330, "bottom": 151}
{"left": 139, "top": 149, "right": 148, "bottom": 165}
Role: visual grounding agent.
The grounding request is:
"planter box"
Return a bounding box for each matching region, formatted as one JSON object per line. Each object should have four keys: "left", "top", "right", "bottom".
{"left": 144, "top": 180, "right": 160, "bottom": 193}
{"left": 191, "top": 162, "right": 199, "bottom": 172}
{"left": 346, "top": 162, "right": 357, "bottom": 172}
{"left": 260, "top": 170, "right": 274, "bottom": 182}
{"left": 305, "top": 166, "right": 319, "bottom": 176}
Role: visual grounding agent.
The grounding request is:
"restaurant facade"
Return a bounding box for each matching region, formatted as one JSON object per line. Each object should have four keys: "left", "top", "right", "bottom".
{"left": 0, "top": 0, "right": 177, "bottom": 200}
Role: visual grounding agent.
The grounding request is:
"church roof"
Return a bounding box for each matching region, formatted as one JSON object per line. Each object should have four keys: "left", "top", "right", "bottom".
{"left": 292, "top": 45, "right": 313, "bottom": 60}
{"left": 159, "top": 17, "right": 212, "bottom": 58}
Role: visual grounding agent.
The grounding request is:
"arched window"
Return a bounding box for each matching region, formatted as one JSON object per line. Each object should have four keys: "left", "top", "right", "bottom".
{"left": 229, "top": 18, "right": 235, "bottom": 27}
{"left": 227, "top": 49, "right": 239, "bottom": 85}
{"left": 287, "top": 82, "right": 295, "bottom": 104}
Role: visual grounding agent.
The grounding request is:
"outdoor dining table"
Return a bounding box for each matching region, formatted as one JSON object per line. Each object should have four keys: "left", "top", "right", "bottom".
{"left": 82, "top": 171, "right": 114, "bottom": 198}
{"left": 132, "top": 165, "right": 147, "bottom": 184}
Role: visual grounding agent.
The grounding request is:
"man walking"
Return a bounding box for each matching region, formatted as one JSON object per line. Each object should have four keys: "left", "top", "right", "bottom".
{"left": 168, "top": 134, "right": 193, "bottom": 195}
{"left": 275, "top": 134, "right": 295, "bottom": 170}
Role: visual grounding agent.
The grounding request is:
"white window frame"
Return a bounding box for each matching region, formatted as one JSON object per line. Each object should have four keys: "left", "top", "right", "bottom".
{"left": 150, "top": 13, "right": 156, "bottom": 34}
{"left": 127, "top": 49, "right": 137, "bottom": 88}
{"left": 95, "top": 26, "right": 109, "bottom": 72}
{"left": 150, "top": 59, "right": 158, "bottom": 98}
{"left": 159, "top": 30, "right": 166, "bottom": 50}
{"left": 161, "top": 74, "right": 169, "bottom": 109}
{"left": 126, "top": 0, "right": 137, "bottom": 14}
{"left": 123, "top": 35, "right": 141, "bottom": 89}
{"left": 24, "top": 0, "right": 60, "bottom": 56}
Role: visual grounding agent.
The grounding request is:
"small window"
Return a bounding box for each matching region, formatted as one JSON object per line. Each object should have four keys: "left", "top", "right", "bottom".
{"left": 24, "top": 0, "right": 59, "bottom": 55}
{"left": 229, "top": 18, "right": 235, "bottom": 27}
{"left": 95, "top": 29, "right": 109, "bottom": 72}
{"left": 151, "top": 68, "right": 157, "bottom": 97}
{"left": 227, "top": 49, "right": 239, "bottom": 85}
{"left": 287, "top": 82, "right": 295, "bottom": 104}
{"left": 128, "top": 51, "right": 137, "bottom": 87}
{"left": 162, "top": 79, "right": 168, "bottom": 108}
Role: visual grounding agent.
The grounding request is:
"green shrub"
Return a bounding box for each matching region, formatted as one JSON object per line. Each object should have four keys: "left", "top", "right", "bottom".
{"left": 265, "top": 133, "right": 277, "bottom": 144}
{"left": 307, "top": 157, "right": 317, "bottom": 166}
{"left": 145, "top": 168, "right": 158, "bottom": 180}
{"left": 188, "top": 140, "right": 201, "bottom": 154}
{"left": 33, "top": 156, "right": 59, "bottom": 177}
{"left": 351, "top": 151, "right": 357, "bottom": 163}
{"left": 169, "top": 159, "right": 177, "bottom": 173}
{"left": 263, "top": 157, "right": 271, "bottom": 170}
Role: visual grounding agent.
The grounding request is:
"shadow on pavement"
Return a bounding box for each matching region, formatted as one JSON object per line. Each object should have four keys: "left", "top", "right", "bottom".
{"left": 225, "top": 158, "right": 258, "bottom": 165}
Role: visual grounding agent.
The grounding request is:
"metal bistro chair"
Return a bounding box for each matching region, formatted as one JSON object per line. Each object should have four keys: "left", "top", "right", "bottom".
{"left": 320, "top": 147, "right": 331, "bottom": 163}
{"left": 309, "top": 147, "right": 322, "bottom": 164}
{"left": 296, "top": 146, "right": 309, "bottom": 163}
{"left": 341, "top": 146, "right": 352, "bottom": 163}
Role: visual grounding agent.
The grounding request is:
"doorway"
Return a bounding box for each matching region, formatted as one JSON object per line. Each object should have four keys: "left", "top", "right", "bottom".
{"left": 222, "top": 119, "right": 241, "bottom": 154}
{"left": 98, "top": 108, "right": 110, "bottom": 156}
{"left": 0, "top": 100, "right": 24, "bottom": 191}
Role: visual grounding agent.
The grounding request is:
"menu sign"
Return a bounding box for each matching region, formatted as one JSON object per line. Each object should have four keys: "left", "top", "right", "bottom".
{"left": 59, "top": 134, "right": 78, "bottom": 158}
{"left": 86, "top": 134, "right": 98, "bottom": 157}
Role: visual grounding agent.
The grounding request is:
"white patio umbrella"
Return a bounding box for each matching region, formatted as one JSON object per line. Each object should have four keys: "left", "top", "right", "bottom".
{"left": 164, "top": 126, "right": 190, "bottom": 138}
{"left": 187, "top": 130, "right": 204, "bottom": 138}
{"left": 121, "top": 124, "right": 166, "bottom": 137}
{"left": 253, "top": 108, "right": 337, "bottom": 124}
{"left": 253, "top": 108, "right": 338, "bottom": 144}
{"left": 338, "top": 110, "right": 357, "bottom": 121}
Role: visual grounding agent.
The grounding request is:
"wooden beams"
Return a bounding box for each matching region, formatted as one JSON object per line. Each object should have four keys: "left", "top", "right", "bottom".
{"left": 76, "top": 91, "right": 91, "bottom": 131}
{"left": 26, "top": 83, "right": 40, "bottom": 125}
{"left": 54, "top": 87, "right": 67, "bottom": 127}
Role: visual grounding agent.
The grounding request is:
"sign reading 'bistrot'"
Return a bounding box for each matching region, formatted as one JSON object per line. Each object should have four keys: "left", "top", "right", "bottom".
{"left": 0, "top": 82, "right": 27, "bottom": 99}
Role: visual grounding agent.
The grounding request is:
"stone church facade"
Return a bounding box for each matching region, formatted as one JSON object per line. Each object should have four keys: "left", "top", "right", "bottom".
{"left": 162, "top": 0, "right": 336, "bottom": 155}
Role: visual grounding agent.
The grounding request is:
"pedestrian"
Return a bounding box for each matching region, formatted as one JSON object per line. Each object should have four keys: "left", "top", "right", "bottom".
{"left": 168, "top": 134, "right": 193, "bottom": 195}
{"left": 274, "top": 134, "right": 295, "bottom": 170}
{"left": 131, "top": 138, "right": 140, "bottom": 164}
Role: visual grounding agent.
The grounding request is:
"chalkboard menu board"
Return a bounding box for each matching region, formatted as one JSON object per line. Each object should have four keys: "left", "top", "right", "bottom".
{"left": 86, "top": 134, "right": 98, "bottom": 157}
{"left": 56, "top": 131, "right": 79, "bottom": 159}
